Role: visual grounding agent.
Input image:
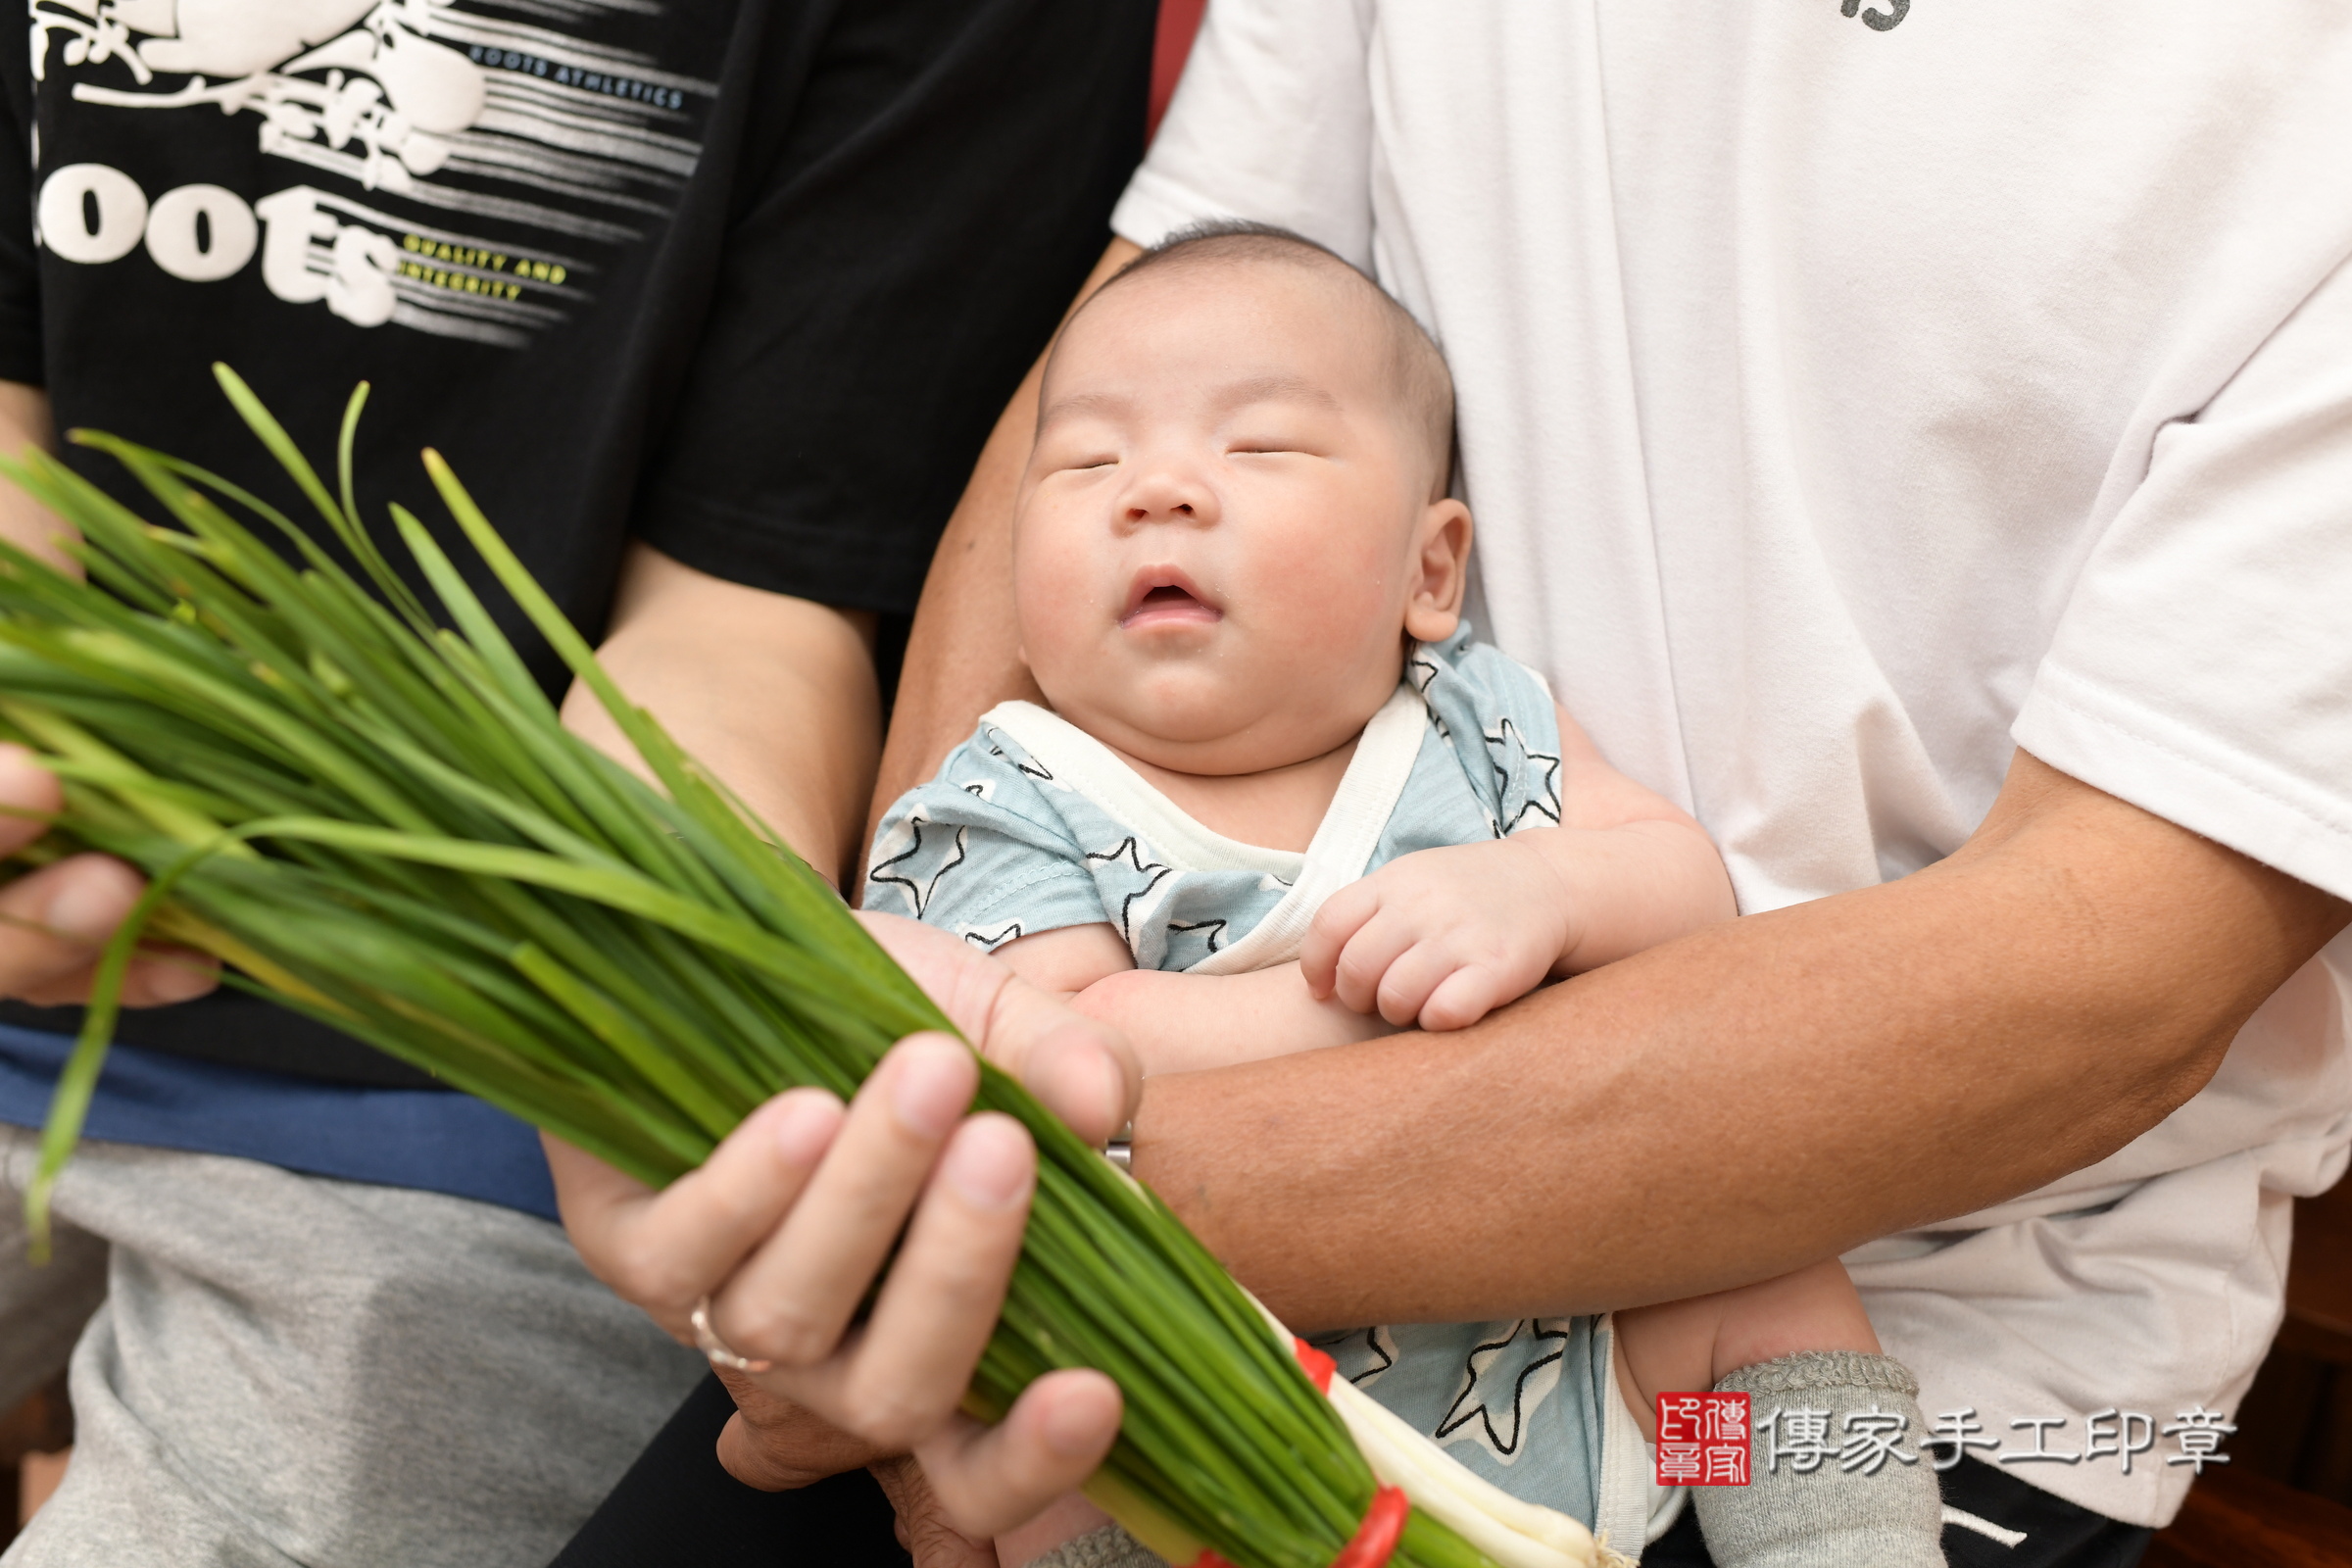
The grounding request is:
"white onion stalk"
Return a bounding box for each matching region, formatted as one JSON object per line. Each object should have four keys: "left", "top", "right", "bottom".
{"left": 1323, "top": 1371, "right": 1621, "bottom": 1568}
{"left": 1241, "top": 1296, "right": 1637, "bottom": 1568}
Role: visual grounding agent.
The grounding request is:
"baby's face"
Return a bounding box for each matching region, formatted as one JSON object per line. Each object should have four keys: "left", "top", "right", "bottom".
{"left": 1014, "top": 262, "right": 1467, "bottom": 776}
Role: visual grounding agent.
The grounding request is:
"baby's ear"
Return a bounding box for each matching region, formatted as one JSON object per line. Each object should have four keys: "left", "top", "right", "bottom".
{"left": 1403, "top": 498, "right": 1473, "bottom": 642}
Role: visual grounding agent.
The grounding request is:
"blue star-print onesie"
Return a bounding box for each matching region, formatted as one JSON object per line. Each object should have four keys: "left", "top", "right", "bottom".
{"left": 867, "top": 628, "right": 1642, "bottom": 1537}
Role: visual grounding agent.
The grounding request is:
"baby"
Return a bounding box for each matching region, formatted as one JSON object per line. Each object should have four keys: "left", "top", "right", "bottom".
{"left": 867, "top": 225, "right": 1944, "bottom": 1568}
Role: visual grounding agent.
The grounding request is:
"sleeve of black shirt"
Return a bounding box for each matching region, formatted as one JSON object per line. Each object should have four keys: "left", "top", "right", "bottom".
{"left": 632, "top": 0, "right": 1153, "bottom": 614}
{"left": 0, "top": 52, "right": 43, "bottom": 387}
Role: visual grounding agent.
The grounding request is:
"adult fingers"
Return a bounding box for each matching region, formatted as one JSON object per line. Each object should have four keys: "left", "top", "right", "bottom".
{"left": 808, "top": 1112, "right": 1034, "bottom": 1448}
{"left": 710, "top": 1035, "right": 978, "bottom": 1370}
{"left": 1299, "top": 880, "right": 1381, "bottom": 999}
{"left": 974, "top": 970, "right": 1137, "bottom": 1147}
{"left": 546, "top": 1087, "right": 846, "bottom": 1338}
{"left": 868, "top": 1456, "right": 1003, "bottom": 1568}
{"left": 913, "top": 1369, "right": 1123, "bottom": 1539}
{"left": 0, "top": 855, "right": 217, "bottom": 1004}
{"left": 711, "top": 1375, "right": 892, "bottom": 1491}
{"left": 858, "top": 910, "right": 1137, "bottom": 1147}
{"left": 0, "top": 744, "right": 219, "bottom": 1007}
{"left": 0, "top": 745, "right": 61, "bottom": 859}
{"left": 119, "top": 944, "right": 220, "bottom": 1005}
{"left": 13, "top": 941, "right": 220, "bottom": 1008}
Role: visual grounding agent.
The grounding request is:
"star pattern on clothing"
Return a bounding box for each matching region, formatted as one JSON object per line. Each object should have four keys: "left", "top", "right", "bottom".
{"left": 1484, "top": 718, "right": 1563, "bottom": 834}
{"left": 868, "top": 815, "right": 968, "bottom": 917}
{"left": 985, "top": 736, "right": 1054, "bottom": 782}
{"left": 961, "top": 920, "right": 1023, "bottom": 952}
{"left": 1434, "top": 1319, "right": 1572, "bottom": 1460}
{"left": 1083, "top": 836, "right": 1175, "bottom": 947}
{"left": 1312, "top": 1325, "right": 1399, "bottom": 1391}
{"left": 1406, "top": 650, "right": 1442, "bottom": 695}
{"left": 1162, "top": 918, "right": 1228, "bottom": 969}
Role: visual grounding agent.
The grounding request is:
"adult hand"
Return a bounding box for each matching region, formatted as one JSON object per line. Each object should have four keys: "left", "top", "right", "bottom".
{"left": 0, "top": 744, "right": 218, "bottom": 1006}
{"left": 869, "top": 1455, "right": 1001, "bottom": 1568}
{"left": 548, "top": 909, "right": 1141, "bottom": 1540}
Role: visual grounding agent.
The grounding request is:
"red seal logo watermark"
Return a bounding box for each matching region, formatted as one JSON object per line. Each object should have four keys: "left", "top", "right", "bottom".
{"left": 1657, "top": 1392, "right": 1751, "bottom": 1486}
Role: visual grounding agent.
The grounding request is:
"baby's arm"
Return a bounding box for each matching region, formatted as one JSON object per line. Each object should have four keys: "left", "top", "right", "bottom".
{"left": 1300, "top": 703, "right": 1735, "bottom": 1031}
{"left": 994, "top": 924, "right": 1396, "bottom": 1077}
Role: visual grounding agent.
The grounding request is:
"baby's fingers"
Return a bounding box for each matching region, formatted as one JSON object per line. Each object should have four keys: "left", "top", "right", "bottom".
{"left": 1370, "top": 939, "right": 1471, "bottom": 1029}
{"left": 1301, "top": 881, "right": 1383, "bottom": 999}
{"left": 1417, "top": 964, "right": 1513, "bottom": 1033}
{"left": 1327, "top": 911, "right": 1419, "bottom": 1016}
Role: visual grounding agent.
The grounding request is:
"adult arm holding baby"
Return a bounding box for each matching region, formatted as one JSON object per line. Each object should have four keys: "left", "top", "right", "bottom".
{"left": 872, "top": 233, "right": 2348, "bottom": 1343}
{"left": 868, "top": 228, "right": 1953, "bottom": 1568}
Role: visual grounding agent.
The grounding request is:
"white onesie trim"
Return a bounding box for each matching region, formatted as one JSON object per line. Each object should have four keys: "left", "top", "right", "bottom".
{"left": 978, "top": 702, "right": 1306, "bottom": 877}
{"left": 1592, "top": 1314, "right": 1665, "bottom": 1559}
{"left": 1190, "top": 688, "right": 1428, "bottom": 974}
{"left": 978, "top": 687, "right": 1430, "bottom": 974}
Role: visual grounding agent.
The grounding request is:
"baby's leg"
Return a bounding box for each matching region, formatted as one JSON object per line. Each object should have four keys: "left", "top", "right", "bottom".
{"left": 1617, "top": 1260, "right": 1944, "bottom": 1567}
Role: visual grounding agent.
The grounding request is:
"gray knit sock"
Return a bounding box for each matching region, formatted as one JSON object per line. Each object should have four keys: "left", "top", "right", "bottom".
{"left": 1023, "top": 1524, "right": 1168, "bottom": 1568}
{"left": 1691, "top": 1351, "right": 1946, "bottom": 1568}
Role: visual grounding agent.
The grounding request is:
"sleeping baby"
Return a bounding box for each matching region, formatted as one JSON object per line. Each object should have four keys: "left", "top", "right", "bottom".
{"left": 866, "top": 223, "right": 1944, "bottom": 1568}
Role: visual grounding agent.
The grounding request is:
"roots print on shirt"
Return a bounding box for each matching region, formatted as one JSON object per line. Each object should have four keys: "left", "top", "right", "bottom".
{"left": 29, "top": 0, "right": 713, "bottom": 344}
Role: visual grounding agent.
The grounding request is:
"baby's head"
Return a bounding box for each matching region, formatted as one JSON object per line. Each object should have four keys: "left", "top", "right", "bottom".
{"left": 1014, "top": 223, "right": 1471, "bottom": 777}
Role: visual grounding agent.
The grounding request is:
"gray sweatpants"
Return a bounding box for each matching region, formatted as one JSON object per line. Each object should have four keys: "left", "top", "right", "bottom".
{"left": 0, "top": 1125, "right": 705, "bottom": 1568}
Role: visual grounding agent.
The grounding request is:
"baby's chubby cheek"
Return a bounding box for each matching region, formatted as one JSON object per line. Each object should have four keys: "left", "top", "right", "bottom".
{"left": 1243, "top": 542, "right": 1401, "bottom": 665}
{"left": 1010, "top": 546, "right": 1119, "bottom": 688}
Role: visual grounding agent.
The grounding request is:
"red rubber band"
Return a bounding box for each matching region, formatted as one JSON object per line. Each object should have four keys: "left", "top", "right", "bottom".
{"left": 1186, "top": 1346, "right": 1402, "bottom": 1568}
{"left": 1331, "top": 1487, "right": 1411, "bottom": 1568}
{"left": 1293, "top": 1336, "right": 1338, "bottom": 1396}
{"left": 1185, "top": 1485, "right": 1410, "bottom": 1568}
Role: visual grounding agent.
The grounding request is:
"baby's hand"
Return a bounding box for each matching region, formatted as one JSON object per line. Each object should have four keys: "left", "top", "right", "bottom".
{"left": 1299, "top": 837, "right": 1572, "bottom": 1031}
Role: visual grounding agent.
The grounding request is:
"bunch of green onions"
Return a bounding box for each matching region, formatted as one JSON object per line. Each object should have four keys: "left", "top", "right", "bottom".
{"left": 0, "top": 369, "right": 1509, "bottom": 1568}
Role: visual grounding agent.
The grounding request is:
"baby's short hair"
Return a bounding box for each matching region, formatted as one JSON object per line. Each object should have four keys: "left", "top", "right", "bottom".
{"left": 1087, "top": 220, "right": 1456, "bottom": 497}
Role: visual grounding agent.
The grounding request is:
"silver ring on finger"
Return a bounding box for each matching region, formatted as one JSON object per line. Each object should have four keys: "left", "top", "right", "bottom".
{"left": 692, "top": 1295, "right": 774, "bottom": 1374}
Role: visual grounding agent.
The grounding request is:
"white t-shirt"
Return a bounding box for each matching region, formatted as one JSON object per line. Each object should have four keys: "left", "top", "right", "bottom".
{"left": 1115, "top": 0, "right": 2352, "bottom": 1529}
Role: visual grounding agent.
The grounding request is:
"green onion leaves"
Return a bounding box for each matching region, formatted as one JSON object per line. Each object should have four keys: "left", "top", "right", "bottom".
{"left": 0, "top": 370, "right": 1505, "bottom": 1568}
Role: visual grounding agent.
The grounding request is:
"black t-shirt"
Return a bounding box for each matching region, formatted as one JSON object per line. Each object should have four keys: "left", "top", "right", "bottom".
{"left": 0, "top": 0, "right": 1151, "bottom": 1083}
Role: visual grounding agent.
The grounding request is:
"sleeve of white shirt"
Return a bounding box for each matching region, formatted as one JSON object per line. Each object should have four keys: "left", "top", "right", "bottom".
{"left": 1110, "top": 0, "right": 1376, "bottom": 268}
{"left": 2016, "top": 251, "right": 2352, "bottom": 903}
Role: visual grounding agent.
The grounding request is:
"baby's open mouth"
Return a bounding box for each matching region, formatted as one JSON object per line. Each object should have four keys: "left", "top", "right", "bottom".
{"left": 1120, "top": 568, "right": 1221, "bottom": 628}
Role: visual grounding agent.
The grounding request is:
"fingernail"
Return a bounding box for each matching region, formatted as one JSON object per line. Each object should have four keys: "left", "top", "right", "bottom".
{"left": 890, "top": 1037, "right": 975, "bottom": 1140}
{"left": 769, "top": 1092, "right": 840, "bottom": 1167}
{"left": 940, "top": 1116, "right": 1031, "bottom": 1210}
